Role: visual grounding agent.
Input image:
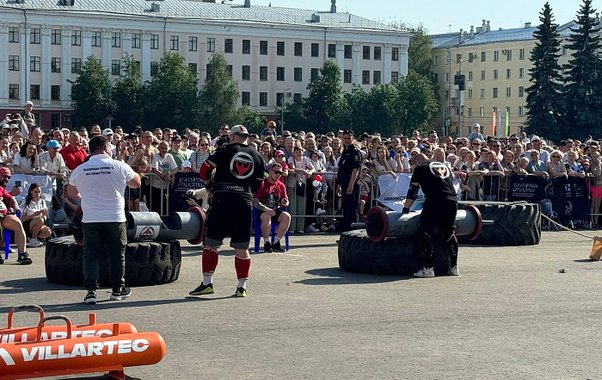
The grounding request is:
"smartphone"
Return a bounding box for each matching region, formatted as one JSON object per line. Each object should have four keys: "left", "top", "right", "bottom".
{"left": 14, "top": 180, "right": 22, "bottom": 187}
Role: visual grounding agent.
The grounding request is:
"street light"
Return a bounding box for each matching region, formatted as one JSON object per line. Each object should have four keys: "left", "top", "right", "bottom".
{"left": 281, "top": 88, "right": 290, "bottom": 135}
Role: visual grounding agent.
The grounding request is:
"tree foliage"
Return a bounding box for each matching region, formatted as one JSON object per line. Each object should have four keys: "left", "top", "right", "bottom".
{"left": 198, "top": 54, "right": 239, "bottom": 131}
{"left": 70, "top": 56, "right": 112, "bottom": 128}
{"left": 407, "top": 25, "right": 434, "bottom": 79}
{"left": 303, "top": 60, "right": 346, "bottom": 133}
{"left": 142, "top": 53, "right": 199, "bottom": 130}
{"left": 112, "top": 54, "right": 143, "bottom": 131}
{"left": 395, "top": 70, "right": 439, "bottom": 135}
{"left": 525, "top": 2, "right": 565, "bottom": 141}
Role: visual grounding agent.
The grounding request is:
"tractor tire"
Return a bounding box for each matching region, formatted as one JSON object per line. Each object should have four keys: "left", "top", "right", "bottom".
{"left": 45, "top": 236, "right": 182, "bottom": 286}
{"left": 338, "top": 229, "right": 450, "bottom": 276}
{"left": 458, "top": 201, "right": 541, "bottom": 246}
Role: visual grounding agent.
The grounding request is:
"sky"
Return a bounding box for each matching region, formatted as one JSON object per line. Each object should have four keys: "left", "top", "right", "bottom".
{"left": 252, "top": 0, "right": 591, "bottom": 34}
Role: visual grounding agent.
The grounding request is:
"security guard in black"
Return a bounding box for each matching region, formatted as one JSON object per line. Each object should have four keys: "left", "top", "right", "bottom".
{"left": 337, "top": 131, "right": 362, "bottom": 232}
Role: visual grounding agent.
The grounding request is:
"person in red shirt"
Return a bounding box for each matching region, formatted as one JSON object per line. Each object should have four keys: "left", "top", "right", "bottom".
{"left": 61, "top": 132, "right": 88, "bottom": 170}
{"left": 0, "top": 167, "right": 31, "bottom": 264}
{"left": 253, "top": 163, "right": 291, "bottom": 252}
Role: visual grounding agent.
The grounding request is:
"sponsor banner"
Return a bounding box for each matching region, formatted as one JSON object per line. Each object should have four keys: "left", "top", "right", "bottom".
{"left": 169, "top": 172, "right": 204, "bottom": 212}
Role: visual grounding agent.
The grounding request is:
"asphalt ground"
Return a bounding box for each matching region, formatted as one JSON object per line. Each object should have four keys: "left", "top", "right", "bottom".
{"left": 1, "top": 230, "right": 602, "bottom": 379}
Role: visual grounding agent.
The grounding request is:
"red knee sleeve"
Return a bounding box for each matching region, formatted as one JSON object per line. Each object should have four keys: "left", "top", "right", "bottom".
{"left": 235, "top": 256, "right": 251, "bottom": 279}
{"left": 202, "top": 248, "right": 218, "bottom": 273}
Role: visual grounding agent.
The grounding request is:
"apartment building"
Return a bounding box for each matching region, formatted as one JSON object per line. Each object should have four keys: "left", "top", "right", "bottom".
{"left": 432, "top": 20, "right": 574, "bottom": 137}
{"left": 0, "top": 0, "right": 409, "bottom": 129}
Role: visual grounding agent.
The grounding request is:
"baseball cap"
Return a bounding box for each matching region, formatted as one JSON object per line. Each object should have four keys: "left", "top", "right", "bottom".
{"left": 582, "top": 159, "right": 590, "bottom": 165}
{"left": 25, "top": 101, "right": 33, "bottom": 106}
{"left": 267, "top": 120, "right": 276, "bottom": 128}
{"left": 274, "top": 149, "right": 285, "bottom": 157}
{"left": 181, "top": 160, "right": 192, "bottom": 168}
{"left": 102, "top": 128, "right": 113, "bottom": 136}
{"left": 47, "top": 140, "right": 61, "bottom": 149}
{"left": 172, "top": 134, "right": 182, "bottom": 141}
{"left": 531, "top": 135, "right": 541, "bottom": 142}
{"left": 472, "top": 123, "right": 480, "bottom": 129}
{"left": 410, "top": 147, "right": 421, "bottom": 154}
{"left": 230, "top": 125, "right": 249, "bottom": 136}
{"left": 0, "top": 167, "right": 12, "bottom": 178}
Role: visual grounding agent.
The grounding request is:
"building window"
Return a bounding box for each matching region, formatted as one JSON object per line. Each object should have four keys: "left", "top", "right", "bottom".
{"left": 373, "top": 71, "right": 381, "bottom": 85}
{"left": 30, "top": 28, "right": 41, "bottom": 44}
{"left": 188, "top": 36, "right": 198, "bottom": 52}
{"left": 311, "top": 43, "right": 319, "bottom": 57}
{"left": 241, "top": 92, "right": 250, "bottom": 106}
{"left": 362, "top": 70, "right": 370, "bottom": 84}
{"left": 242, "top": 65, "right": 251, "bottom": 80}
{"left": 445, "top": 54, "right": 450, "bottom": 65}
{"left": 493, "top": 88, "right": 498, "bottom": 98}
{"left": 170, "top": 35, "right": 179, "bottom": 51}
{"left": 259, "top": 92, "right": 268, "bottom": 107}
{"left": 481, "top": 52, "right": 486, "bottom": 62}
{"left": 151, "top": 34, "right": 159, "bottom": 49}
{"left": 259, "top": 66, "right": 268, "bottom": 81}
{"left": 344, "top": 45, "right": 352, "bottom": 59}
{"left": 242, "top": 39, "right": 250, "bottom": 54}
{"left": 51, "top": 85, "right": 61, "bottom": 101}
{"left": 444, "top": 90, "right": 449, "bottom": 100}
{"left": 363, "top": 46, "right": 370, "bottom": 60}
{"left": 391, "top": 71, "right": 399, "bottom": 83}
{"left": 293, "top": 93, "right": 302, "bottom": 103}
{"left": 206, "top": 37, "right": 215, "bottom": 52}
{"left": 30, "top": 85, "right": 40, "bottom": 100}
{"left": 311, "top": 68, "right": 319, "bottom": 81}
{"left": 506, "top": 87, "right": 511, "bottom": 97}
{"left": 493, "top": 51, "right": 499, "bottom": 62}
{"left": 506, "top": 69, "right": 511, "bottom": 79}
{"left": 344, "top": 69, "right": 352, "bottom": 83}
{"left": 30, "top": 56, "right": 41, "bottom": 72}
{"left": 294, "top": 42, "right": 303, "bottom": 57}
{"left": 71, "top": 30, "right": 81, "bottom": 46}
{"left": 468, "top": 108, "right": 472, "bottom": 117}
{"left": 445, "top": 73, "right": 449, "bottom": 83}
{"left": 505, "top": 49, "right": 512, "bottom": 60}
{"left": 225, "top": 38, "right": 233, "bottom": 53}
{"left": 434, "top": 56, "right": 439, "bottom": 65}
{"left": 51, "top": 29, "right": 61, "bottom": 45}
{"left": 92, "top": 31, "right": 101, "bottom": 47}
{"left": 9, "top": 27, "right": 19, "bottom": 43}
{"left": 392, "top": 47, "right": 399, "bottom": 61}
{"left": 468, "top": 53, "right": 475, "bottom": 63}
{"left": 9, "top": 55, "right": 19, "bottom": 71}
{"left": 9, "top": 84, "right": 19, "bottom": 100}
{"left": 51, "top": 57, "right": 61, "bottom": 73}
{"left": 150, "top": 61, "right": 159, "bottom": 76}
{"left": 518, "top": 106, "right": 524, "bottom": 116}
{"left": 129, "top": 33, "right": 139, "bottom": 49}
{"left": 374, "top": 47, "right": 382, "bottom": 60}
{"left": 71, "top": 58, "right": 82, "bottom": 73}
{"left": 112, "top": 32, "right": 121, "bottom": 48}
{"left": 468, "top": 71, "right": 473, "bottom": 81}
{"left": 226, "top": 65, "right": 232, "bottom": 77}
{"left": 518, "top": 86, "right": 525, "bottom": 97}
{"left": 480, "top": 89, "right": 485, "bottom": 98}
{"left": 480, "top": 107, "right": 485, "bottom": 117}
{"left": 111, "top": 59, "right": 120, "bottom": 75}
{"left": 294, "top": 67, "right": 302, "bottom": 82}
{"left": 276, "top": 93, "right": 284, "bottom": 107}
{"left": 480, "top": 70, "right": 486, "bottom": 80}
{"left": 260, "top": 40, "right": 268, "bottom": 55}
{"left": 327, "top": 44, "right": 336, "bottom": 58}
{"left": 277, "top": 41, "right": 285, "bottom": 56}
{"left": 519, "top": 48, "right": 525, "bottom": 60}
{"left": 468, "top": 89, "right": 473, "bottom": 98}
{"left": 189, "top": 63, "right": 197, "bottom": 75}
{"left": 277, "top": 67, "right": 285, "bottom": 81}
{"left": 519, "top": 68, "right": 525, "bottom": 78}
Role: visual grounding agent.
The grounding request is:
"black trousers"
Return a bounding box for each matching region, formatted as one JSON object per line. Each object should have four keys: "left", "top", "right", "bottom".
{"left": 417, "top": 199, "right": 458, "bottom": 268}
{"left": 340, "top": 183, "right": 360, "bottom": 232}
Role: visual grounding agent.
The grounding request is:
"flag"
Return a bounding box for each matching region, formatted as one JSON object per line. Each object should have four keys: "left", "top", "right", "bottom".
{"left": 492, "top": 110, "right": 497, "bottom": 136}
{"left": 505, "top": 109, "right": 509, "bottom": 136}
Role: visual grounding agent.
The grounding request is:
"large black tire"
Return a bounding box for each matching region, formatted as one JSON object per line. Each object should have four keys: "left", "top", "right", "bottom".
{"left": 45, "top": 236, "right": 182, "bottom": 286}
{"left": 338, "top": 230, "right": 450, "bottom": 276}
{"left": 458, "top": 201, "right": 541, "bottom": 246}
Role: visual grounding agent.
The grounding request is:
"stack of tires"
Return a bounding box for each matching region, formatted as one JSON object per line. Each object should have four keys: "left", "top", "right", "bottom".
{"left": 45, "top": 236, "right": 182, "bottom": 287}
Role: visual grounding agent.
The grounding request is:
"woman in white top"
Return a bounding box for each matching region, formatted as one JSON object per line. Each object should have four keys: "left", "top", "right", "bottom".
{"left": 20, "top": 183, "right": 51, "bottom": 247}
{"left": 150, "top": 141, "right": 177, "bottom": 214}
{"left": 287, "top": 146, "right": 314, "bottom": 233}
{"left": 190, "top": 138, "right": 211, "bottom": 173}
{"left": 13, "top": 141, "right": 40, "bottom": 174}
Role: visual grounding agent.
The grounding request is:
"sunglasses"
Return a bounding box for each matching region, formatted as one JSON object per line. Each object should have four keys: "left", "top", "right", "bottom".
{"left": 272, "top": 170, "right": 283, "bottom": 175}
{"left": 551, "top": 155, "right": 561, "bottom": 158}
{"left": 199, "top": 144, "right": 207, "bottom": 147}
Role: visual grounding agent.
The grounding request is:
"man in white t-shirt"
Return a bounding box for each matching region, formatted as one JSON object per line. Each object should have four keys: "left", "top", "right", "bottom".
{"left": 70, "top": 135, "right": 141, "bottom": 305}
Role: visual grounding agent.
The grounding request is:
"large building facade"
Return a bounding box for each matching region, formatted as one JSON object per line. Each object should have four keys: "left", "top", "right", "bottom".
{"left": 432, "top": 20, "right": 575, "bottom": 137}
{"left": 0, "top": 0, "right": 409, "bottom": 130}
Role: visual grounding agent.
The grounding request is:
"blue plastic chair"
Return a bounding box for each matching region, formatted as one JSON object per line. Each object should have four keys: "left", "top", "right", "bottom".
{"left": 253, "top": 208, "right": 290, "bottom": 253}
{"left": 4, "top": 209, "right": 22, "bottom": 259}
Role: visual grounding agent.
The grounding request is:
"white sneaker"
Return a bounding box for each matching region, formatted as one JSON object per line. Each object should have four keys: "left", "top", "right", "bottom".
{"left": 413, "top": 267, "right": 435, "bottom": 278}
{"left": 27, "top": 238, "right": 43, "bottom": 248}
{"left": 316, "top": 208, "right": 326, "bottom": 216}
{"left": 448, "top": 266, "right": 460, "bottom": 276}
{"left": 305, "top": 225, "right": 320, "bottom": 233}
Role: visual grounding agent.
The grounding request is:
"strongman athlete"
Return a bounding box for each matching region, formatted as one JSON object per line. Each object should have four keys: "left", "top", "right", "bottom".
{"left": 402, "top": 153, "right": 459, "bottom": 278}
{"left": 189, "top": 125, "right": 266, "bottom": 297}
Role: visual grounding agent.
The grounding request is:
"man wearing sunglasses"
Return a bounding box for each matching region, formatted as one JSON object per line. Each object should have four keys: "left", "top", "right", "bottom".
{"left": 253, "top": 163, "right": 291, "bottom": 252}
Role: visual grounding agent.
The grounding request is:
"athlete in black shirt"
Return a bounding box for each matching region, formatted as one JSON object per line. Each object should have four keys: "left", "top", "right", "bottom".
{"left": 189, "top": 125, "right": 266, "bottom": 297}
{"left": 337, "top": 130, "right": 362, "bottom": 232}
{"left": 403, "top": 153, "right": 459, "bottom": 278}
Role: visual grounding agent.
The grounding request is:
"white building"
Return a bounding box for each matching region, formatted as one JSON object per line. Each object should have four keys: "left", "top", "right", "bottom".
{"left": 0, "top": 0, "right": 409, "bottom": 129}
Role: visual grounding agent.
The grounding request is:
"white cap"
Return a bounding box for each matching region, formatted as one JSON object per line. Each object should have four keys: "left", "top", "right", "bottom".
{"left": 531, "top": 135, "right": 540, "bottom": 142}
{"left": 181, "top": 160, "right": 192, "bottom": 168}
{"left": 25, "top": 101, "right": 33, "bottom": 106}
{"left": 102, "top": 128, "right": 113, "bottom": 136}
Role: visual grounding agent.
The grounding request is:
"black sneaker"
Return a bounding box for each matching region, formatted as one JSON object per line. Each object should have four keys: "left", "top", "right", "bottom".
{"left": 84, "top": 290, "right": 97, "bottom": 305}
{"left": 0, "top": 256, "right": 4, "bottom": 264}
{"left": 272, "top": 241, "right": 285, "bottom": 252}
{"left": 17, "top": 252, "right": 32, "bottom": 265}
{"left": 235, "top": 287, "right": 247, "bottom": 297}
{"left": 189, "top": 283, "right": 214, "bottom": 296}
{"left": 110, "top": 287, "right": 132, "bottom": 301}
{"left": 263, "top": 241, "right": 272, "bottom": 253}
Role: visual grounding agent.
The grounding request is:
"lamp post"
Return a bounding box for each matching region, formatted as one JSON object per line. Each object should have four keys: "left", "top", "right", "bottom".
{"left": 281, "top": 88, "right": 290, "bottom": 135}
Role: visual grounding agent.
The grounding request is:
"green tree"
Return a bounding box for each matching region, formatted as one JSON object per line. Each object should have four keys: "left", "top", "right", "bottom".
{"left": 142, "top": 53, "right": 199, "bottom": 131}
{"left": 563, "top": 0, "right": 602, "bottom": 138}
{"left": 525, "top": 2, "right": 565, "bottom": 141}
{"left": 407, "top": 25, "right": 434, "bottom": 79}
{"left": 281, "top": 98, "right": 307, "bottom": 132}
{"left": 303, "top": 60, "right": 346, "bottom": 133}
{"left": 70, "top": 56, "right": 112, "bottom": 128}
{"left": 395, "top": 70, "right": 438, "bottom": 135}
{"left": 198, "top": 54, "right": 239, "bottom": 131}
{"left": 112, "top": 54, "right": 143, "bottom": 131}
{"left": 344, "top": 85, "right": 371, "bottom": 132}
{"left": 233, "top": 107, "right": 264, "bottom": 134}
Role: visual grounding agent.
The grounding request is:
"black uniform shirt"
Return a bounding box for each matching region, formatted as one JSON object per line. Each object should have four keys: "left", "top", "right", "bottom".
{"left": 337, "top": 144, "right": 362, "bottom": 187}
{"left": 410, "top": 161, "right": 457, "bottom": 202}
{"left": 207, "top": 143, "right": 265, "bottom": 197}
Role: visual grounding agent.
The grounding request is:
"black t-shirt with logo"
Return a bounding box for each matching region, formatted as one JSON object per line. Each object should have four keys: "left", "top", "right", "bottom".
{"left": 410, "top": 161, "right": 457, "bottom": 202}
{"left": 207, "top": 143, "right": 265, "bottom": 199}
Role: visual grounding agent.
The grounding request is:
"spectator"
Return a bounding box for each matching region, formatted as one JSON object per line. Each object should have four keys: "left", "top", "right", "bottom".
{"left": 261, "top": 120, "right": 278, "bottom": 138}
{"left": 19, "top": 101, "right": 36, "bottom": 128}
{"left": 20, "top": 183, "right": 52, "bottom": 248}
{"left": 259, "top": 141, "right": 273, "bottom": 166}
{"left": 566, "top": 151, "right": 585, "bottom": 178}
{"left": 13, "top": 141, "right": 40, "bottom": 174}
{"left": 253, "top": 162, "right": 290, "bottom": 252}
{"left": 467, "top": 123, "right": 484, "bottom": 142}
{"left": 547, "top": 150, "right": 568, "bottom": 179}
{"left": 90, "top": 124, "right": 102, "bottom": 137}
{"left": 61, "top": 132, "right": 88, "bottom": 170}
{"left": 270, "top": 150, "right": 289, "bottom": 184}
{"left": 126, "top": 157, "right": 149, "bottom": 211}
{"left": 39, "top": 139, "right": 68, "bottom": 191}
{"left": 0, "top": 167, "right": 30, "bottom": 265}
{"left": 150, "top": 141, "right": 177, "bottom": 214}
{"left": 287, "top": 146, "right": 314, "bottom": 234}
{"left": 190, "top": 138, "right": 211, "bottom": 173}
{"left": 372, "top": 146, "right": 397, "bottom": 178}
{"left": 337, "top": 130, "right": 362, "bottom": 233}
{"left": 309, "top": 150, "right": 327, "bottom": 204}
{"left": 168, "top": 135, "right": 189, "bottom": 169}
{"left": 394, "top": 146, "right": 411, "bottom": 173}
{"left": 527, "top": 150, "right": 549, "bottom": 180}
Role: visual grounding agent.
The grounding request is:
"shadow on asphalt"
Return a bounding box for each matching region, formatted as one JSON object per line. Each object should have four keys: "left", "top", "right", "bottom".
{"left": 573, "top": 258, "right": 594, "bottom": 263}
{"left": 294, "top": 267, "right": 410, "bottom": 285}
{"left": 0, "top": 276, "right": 75, "bottom": 294}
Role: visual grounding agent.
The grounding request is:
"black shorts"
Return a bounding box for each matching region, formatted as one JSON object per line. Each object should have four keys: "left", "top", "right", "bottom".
{"left": 205, "top": 193, "right": 253, "bottom": 249}
{"left": 418, "top": 199, "right": 457, "bottom": 239}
